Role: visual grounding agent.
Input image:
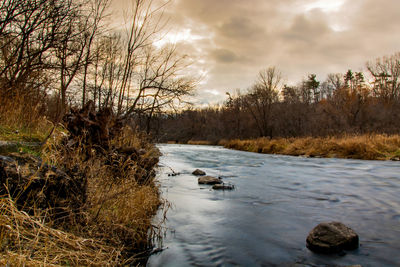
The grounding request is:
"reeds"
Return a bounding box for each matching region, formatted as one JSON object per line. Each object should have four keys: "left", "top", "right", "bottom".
{"left": 221, "top": 134, "right": 400, "bottom": 160}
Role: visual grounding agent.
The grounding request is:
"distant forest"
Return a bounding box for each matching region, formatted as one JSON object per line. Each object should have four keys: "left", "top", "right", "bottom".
{"left": 151, "top": 53, "right": 400, "bottom": 142}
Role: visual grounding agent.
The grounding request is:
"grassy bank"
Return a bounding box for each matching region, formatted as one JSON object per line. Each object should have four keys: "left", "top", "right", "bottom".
{"left": 187, "top": 140, "right": 217, "bottom": 145}
{"left": 0, "top": 104, "right": 162, "bottom": 265}
{"left": 220, "top": 135, "right": 400, "bottom": 160}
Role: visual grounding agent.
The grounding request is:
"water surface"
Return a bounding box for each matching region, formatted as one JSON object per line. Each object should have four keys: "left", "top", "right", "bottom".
{"left": 148, "top": 144, "right": 400, "bottom": 267}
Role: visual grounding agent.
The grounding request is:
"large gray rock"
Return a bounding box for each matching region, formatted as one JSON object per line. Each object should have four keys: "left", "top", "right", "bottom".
{"left": 198, "top": 176, "right": 222, "bottom": 185}
{"left": 306, "top": 222, "right": 359, "bottom": 253}
{"left": 212, "top": 184, "right": 235, "bottom": 190}
{"left": 192, "top": 169, "right": 206, "bottom": 176}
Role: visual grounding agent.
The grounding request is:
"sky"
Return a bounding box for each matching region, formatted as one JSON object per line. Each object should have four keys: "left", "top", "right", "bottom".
{"left": 112, "top": 0, "right": 400, "bottom": 105}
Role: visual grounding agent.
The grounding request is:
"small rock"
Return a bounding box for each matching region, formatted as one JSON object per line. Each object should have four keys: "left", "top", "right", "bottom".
{"left": 306, "top": 221, "right": 359, "bottom": 254}
{"left": 212, "top": 184, "right": 235, "bottom": 190}
{"left": 198, "top": 176, "right": 222, "bottom": 185}
{"left": 192, "top": 169, "right": 206, "bottom": 176}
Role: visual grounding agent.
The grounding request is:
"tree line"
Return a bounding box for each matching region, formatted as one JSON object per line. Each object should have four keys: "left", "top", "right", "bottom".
{"left": 0, "top": 0, "right": 195, "bottom": 124}
{"left": 155, "top": 52, "right": 400, "bottom": 142}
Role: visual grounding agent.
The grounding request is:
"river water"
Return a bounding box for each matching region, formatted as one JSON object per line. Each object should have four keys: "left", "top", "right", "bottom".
{"left": 147, "top": 144, "right": 400, "bottom": 267}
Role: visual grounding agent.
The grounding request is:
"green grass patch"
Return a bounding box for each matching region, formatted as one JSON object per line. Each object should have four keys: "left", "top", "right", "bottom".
{"left": 16, "top": 144, "right": 41, "bottom": 157}
{"left": 0, "top": 125, "right": 46, "bottom": 142}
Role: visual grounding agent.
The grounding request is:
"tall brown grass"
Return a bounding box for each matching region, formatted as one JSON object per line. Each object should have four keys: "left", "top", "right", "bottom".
{"left": 221, "top": 134, "right": 400, "bottom": 160}
{"left": 187, "top": 140, "right": 216, "bottom": 145}
{"left": 0, "top": 98, "right": 163, "bottom": 265}
{"left": 0, "top": 92, "right": 52, "bottom": 142}
{"left": 0, "top": 196, "right": 121, "bottom": 266}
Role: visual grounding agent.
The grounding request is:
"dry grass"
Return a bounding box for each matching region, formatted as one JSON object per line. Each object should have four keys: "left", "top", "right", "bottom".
{"left": 0, "top": 93, "right": 52, "bottom": 142}
{"left": 83, "top": 134, "right": 162, "bottom": 254}
{"left": 0, "top": 196, "right": 121, "bottom": 266}
{"left": 187, "top": 140, "right": 215, "bottom": 145}
{"left": 0, "top": 128, "right": 163, "bottom": 265}
{"left": 43, "top": 127, "right": 162, "bottom": 262}
{"left": 221, "top": 134, "right": 400, "bottom": 160}
{"left": 1, "top": 99, "right": 163, "bottom": 265}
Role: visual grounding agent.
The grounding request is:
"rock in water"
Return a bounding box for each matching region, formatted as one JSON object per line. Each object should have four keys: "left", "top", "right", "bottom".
{"left": 192, "top": 169, "right": 206, "bottom": 176}
{"left": 198, "top": 176, "right": 222, "bottom": 185}
{"left": 212, "top": 184, "right": 234, "bottom": 190}
{"left": 306, "top": 222, "right": 359, "bottom": 253}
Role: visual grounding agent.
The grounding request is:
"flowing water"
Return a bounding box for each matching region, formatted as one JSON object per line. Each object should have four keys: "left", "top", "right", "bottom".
{"left": 147, "top": 144, "right": 400, "bottom": 267}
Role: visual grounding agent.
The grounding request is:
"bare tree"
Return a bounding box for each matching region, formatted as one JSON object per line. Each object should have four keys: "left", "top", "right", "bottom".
{"left": 124, "top": 45, "right": 195, "bottom": 132}
{"left": 0, "top": 0, "right": 75, "bottom": 95}
{"left": 367, "top": 53, "right": 400, "bottom": 102}
{"left": 321, "top": 73, "right": 344, "bottom": 99}
{"left": 224, "top": 90, "right": 246, "bottom": 138}
{"left": 54, "top": 1, "right": 91, "bottom": 117}
{"left": 100, "top": 34, "right": 124, "bottom": 109}
{"left": 116, "top": 0, "right": 168, "bottom": 115}
{"left": 81, "top": 0, "right": 110, "bottom": 107}
{"left": 243, "top": 67, "right": 281, "bottom": 137}
{"left": 0, "top": 0, "right": 23, "bottom": 36}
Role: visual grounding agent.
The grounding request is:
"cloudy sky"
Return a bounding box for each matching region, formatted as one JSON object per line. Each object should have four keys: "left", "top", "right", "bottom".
{"left": 114, "top": 0, "right": 400, "bottom": 105}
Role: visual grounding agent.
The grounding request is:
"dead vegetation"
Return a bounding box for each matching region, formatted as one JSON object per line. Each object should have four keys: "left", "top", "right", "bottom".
{"left": 0, "top": 100, "right": 163, "bottom": 266}
{"left": 0, "top": 197, "right": 121, "bottom": 266}
{"left": 221, "top": 134, "right": 400, "bottom": 160}
{"left": 187, "top": 140, "right": 216, "bottom": 145}
{"left": 0, "top": 92, "right": 52, "bottom": 143}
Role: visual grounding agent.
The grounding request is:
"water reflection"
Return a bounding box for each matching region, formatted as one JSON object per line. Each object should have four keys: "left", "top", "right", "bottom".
{"left": 148, "top": 144, "right": 400, "bottom": 266}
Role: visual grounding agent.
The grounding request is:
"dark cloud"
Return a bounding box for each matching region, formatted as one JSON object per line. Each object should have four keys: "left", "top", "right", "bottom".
{"left": 283, "top": 13, "right": 331, "bottom": 43}
{"left": 211, "top": 48, "right": 238, "bottom": 63}
{"left": 218, "top": 17, "right": 266, "bottom": 40}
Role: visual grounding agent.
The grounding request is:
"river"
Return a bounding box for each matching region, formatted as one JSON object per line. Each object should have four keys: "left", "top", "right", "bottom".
{"left": 147, "top": 144, "right": 400, "bottom": 267}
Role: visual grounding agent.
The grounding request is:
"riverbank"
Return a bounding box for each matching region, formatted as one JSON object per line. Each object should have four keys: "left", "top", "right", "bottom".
{"left": 0, "top": 108, "right": 162, "bottom": 265}
{"left": 220, "top": 134, "right": 400, "bottom": 160}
